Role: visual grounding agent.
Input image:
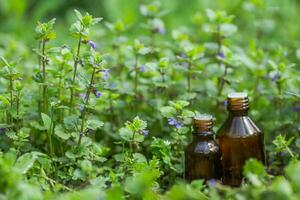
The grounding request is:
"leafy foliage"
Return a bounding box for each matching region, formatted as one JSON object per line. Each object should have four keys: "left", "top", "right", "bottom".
{"left": 0, "top": 1, "right": 300, "bottom": 200}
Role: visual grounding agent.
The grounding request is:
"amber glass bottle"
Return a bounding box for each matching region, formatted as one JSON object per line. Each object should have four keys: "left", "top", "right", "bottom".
{"left": 185, "top": 114, "right": 221, "bottom": 182}
{"left": 218, "top": 92, "right": 265, "bottom": 186}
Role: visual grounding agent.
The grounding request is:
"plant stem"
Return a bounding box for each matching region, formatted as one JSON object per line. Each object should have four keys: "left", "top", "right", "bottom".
{"left": 160, "top": 69, "right": 165, "bottom": 83}
{"left": 77, "top": 67, "right": 97, "bottom": 146}
{"left": 16, "top": 91, "right": 20, "bottom": 131}
{"left": 134, "top": 53, "right": 139, "bottom": 100}
{"left": 109, "top": 89, "right": 114, "bottom": 130}
{"left": 41, "top": 39, "right": 48, "bottom": 114}
{"left": 217, "top": 64, "right": 228, "bottom": 96}
{"left": 286, "top": 147, "right": 295, "bottom": 158}
{"left": 70, "top": 36, "right": 82, "bottom": 108}
{"left": 187, "top": 62, "right": 191, "bottom": 93}
{"left": 9, "top": 75, "right": 13, "bottom": 124}
{"left": 129, "top": 131, "right": 136, "bottom": 155}
{"left": 37, "top": 41, "right": 42, "bottom": 115}
{"left": 48, "top": 109, "right": 54, "bottom": 156}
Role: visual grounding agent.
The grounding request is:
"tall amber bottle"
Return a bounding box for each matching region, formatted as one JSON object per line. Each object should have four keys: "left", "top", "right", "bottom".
{"left": 185, "top": 114, "right": 221, "bottom": 182}
{"left": 218, "top": 93, "right": 265, "bottom": 186}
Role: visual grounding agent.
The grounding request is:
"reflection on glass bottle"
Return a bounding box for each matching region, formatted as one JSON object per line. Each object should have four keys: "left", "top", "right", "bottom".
{"left": 185, "top": 114, "right": 221, "bottom": 182}
{"left": 218, "top": 92, "right": 265, "bottom": 186}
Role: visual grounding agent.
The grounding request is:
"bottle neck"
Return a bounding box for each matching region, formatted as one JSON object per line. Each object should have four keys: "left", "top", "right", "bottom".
{"left": 192, "top": 115, "right": 214, "bottom": 140}
{"left": 228, "top": 109, "right": 249, "bottom": 117}
{"left": 193, "top": 131, "right": 214, "bottom": 140}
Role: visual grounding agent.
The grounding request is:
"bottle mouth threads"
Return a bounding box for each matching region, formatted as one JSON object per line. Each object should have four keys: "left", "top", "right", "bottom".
{"left": 227, "top": 92, "right": 249, "bottom": 111}
{"left": 194, "top": 114, "right": 213, "bottom": 132}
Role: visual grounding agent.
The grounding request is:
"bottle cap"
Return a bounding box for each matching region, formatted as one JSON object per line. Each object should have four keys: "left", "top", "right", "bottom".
{"left": 227, "top": 92, "right": 249, "bottom": 111}
{"left": 194, "top": 114, "right": 213, "bottom": 132}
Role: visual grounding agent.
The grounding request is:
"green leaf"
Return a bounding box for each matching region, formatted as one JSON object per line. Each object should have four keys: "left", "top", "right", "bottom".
{"left": 41, "top": 113, "right": 51, "bottom": 130}
{"left": 220, "top": 23, "right": 237, "bottom": 37}
{"left": 87, "top": 119, "right": 104, "bottom": 130}
{"left": 14, "top": 152, "right": 44, "bottom": 174}
{"left": 243, "top": 158, "right": 266, "bottom": 177}
{"left": 285, "top": 160, "right": 300, "bottom": 189}
{"left": 160, "top": 106, "right": 176, "bottom": 117}
{"left": 74, "top": 9, "right": 83, "bottom": 20}
{"left": 54, "top": 125, "right": 70, "bottom": 140}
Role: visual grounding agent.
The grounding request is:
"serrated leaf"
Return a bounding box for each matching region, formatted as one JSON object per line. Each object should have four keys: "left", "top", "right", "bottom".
{"left": 87, "top": 119, "right": 104, "bottom": 130}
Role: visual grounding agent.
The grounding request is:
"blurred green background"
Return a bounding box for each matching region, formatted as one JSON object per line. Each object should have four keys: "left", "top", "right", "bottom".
{"left": 1, "top": 0, "right": 300, "bottom": 48}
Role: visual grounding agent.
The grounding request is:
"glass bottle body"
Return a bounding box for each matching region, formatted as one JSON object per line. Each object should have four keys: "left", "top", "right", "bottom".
{"left": 185, "top": 133, "right": 221, "bottom": 182}
{"left": 218, "top": 112, "right": 265, "bottom": 186}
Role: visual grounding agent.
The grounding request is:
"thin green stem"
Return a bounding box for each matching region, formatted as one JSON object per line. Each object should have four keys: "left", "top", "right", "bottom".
{"left": 48, "top": 109, "right": 54, "bottom": 156}
{"left": 70, "top": 36, "right": 82, "bottom": 108}
{"left": 129, "top": 131, "right": 136, "bottom": 155}
{"left": 77, "top": 67, "right": 97, "bottom": 147}
{"left": 16, "top": 91, "right": 20, "bottom": 131}
{"left": 187, "top": 62, "right": 191, "bottom": 93}
{"left": 286, "top": 147, "right": 295, "bottom": 158}
{"left": 134, "top": 53, "right": 138, "bottom": 100}
{"left": 109, "top": 89, "right": 114, "bottom": 130}
{"left": 41, "top": 39, "right": 48, "bottom": 114}
{"left": 9, "top": 75, "right": 13, "bottom": 124}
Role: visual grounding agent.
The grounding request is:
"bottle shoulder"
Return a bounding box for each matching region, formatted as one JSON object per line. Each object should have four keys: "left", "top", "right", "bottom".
{"left": 217, "top": 115, "right": 262, "bottom": 138}
{"left": 187, "top": 140, "right": 220, "bottom": 155}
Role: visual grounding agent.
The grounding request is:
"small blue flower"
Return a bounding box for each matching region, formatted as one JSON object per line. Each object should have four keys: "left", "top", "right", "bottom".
{"left": 96, "top": 91, "right": 102, "bottom": 98}
{"left": 168, "top": 118, "right": 182, "bottom": 129}
{"left": 207, "top": 179, "right": 219, "bottom": 188}
{"left": 224, "top": 100, "right": 228, "bottom": 107}
{"left": 175, "top": 123, "right": 182, "bottom": 129}
{"left": 158, "top": 27, "right": 165, "bottom": 35}
{"left": 140, "top": 65, "right": 146, "bottom": 72}
{"left": 293, "top": 105, "right": 300, "bottom": 113}
{"left": 0, "top": 128, "right": 5, "bottom": 135}
{"left": 218, "top": 52, "right": 225, "bottom": 59}
{"left": 180, "top": 53, "right": 188, "bottom": 58}
{"left": 103, "top": 69, "right": 110, "bottom": 81}
{"left": 141, "top": 130, "right": 149, "bottom": 137}
{"left": 271, "top": 74, "right": 280, "bottom": 82}
{"left": 88, "top": 40, "right": 97, "bottom": 49}
{"left": 80, "top": 93, "right": 87, "bottom": 101}
{"left": 168, "top": 118, "right": 177, "bottom": 125}
{"left": 79, "top": 105, "right": 84, "bottom": 113}
{"left": 109, "top": 83, "right": 116, "bottom": 89}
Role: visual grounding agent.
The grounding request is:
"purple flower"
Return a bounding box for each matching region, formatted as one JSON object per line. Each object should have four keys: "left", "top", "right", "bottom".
{"left": 80, "top": 93, "right": 87, "bottom": 101}
{"left": 175, "top": 123, "right": 182, "bottom": 129}
{"left": 158, "top": 27, "right": 165, "bottom": 35}
{"left": 95, "top": 91, "right": 102, "bottom": 98}
{"left": 103, "top": 69, "right": 110, "bottom": 81}
{"left": 140, "top": 66, "right": 146, "bottom": 72}
{"left": 293, "top": 105, "right": 300, "bottom": 113}
{"left": 224, "top": 100, "right": 228, "bottom": 107}
{"left": 0, "top": 128, "right": 5, "bottom": 135}
{"left": 218, "top": 52, "right": 225, "bottom": 59}
{"left": 207, "top": 179, "right": 219, "bottom": 188}
{"left": 79, "top": 105, "right": 84, "bottom": 113}
{"left": 180, "top": 53, "right": 188, "bottom": 58}
{"left": 88, "top": 40, "right": 97, "bottom": 49}
{"left": 271, "top": 74, "right": 280, "bottom": 82}
{"left": 168, "top": 118, "right": 182, "bottom": 129}
{"left": 109, "top": 83, "right": 116, "bottom": 89}
{"left": 168, "top": 118, "right": 176, "bottom": 125}
{"left": 141, "top": 130, "right": 149, "bottom": 137}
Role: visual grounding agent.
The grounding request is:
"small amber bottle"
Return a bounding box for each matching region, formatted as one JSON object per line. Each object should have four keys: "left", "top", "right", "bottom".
{"left": 185, "top": 114, "right": 221, "bottom": 182}
{"left": 218, "top": 92, "right": 265, "bottom": 186}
